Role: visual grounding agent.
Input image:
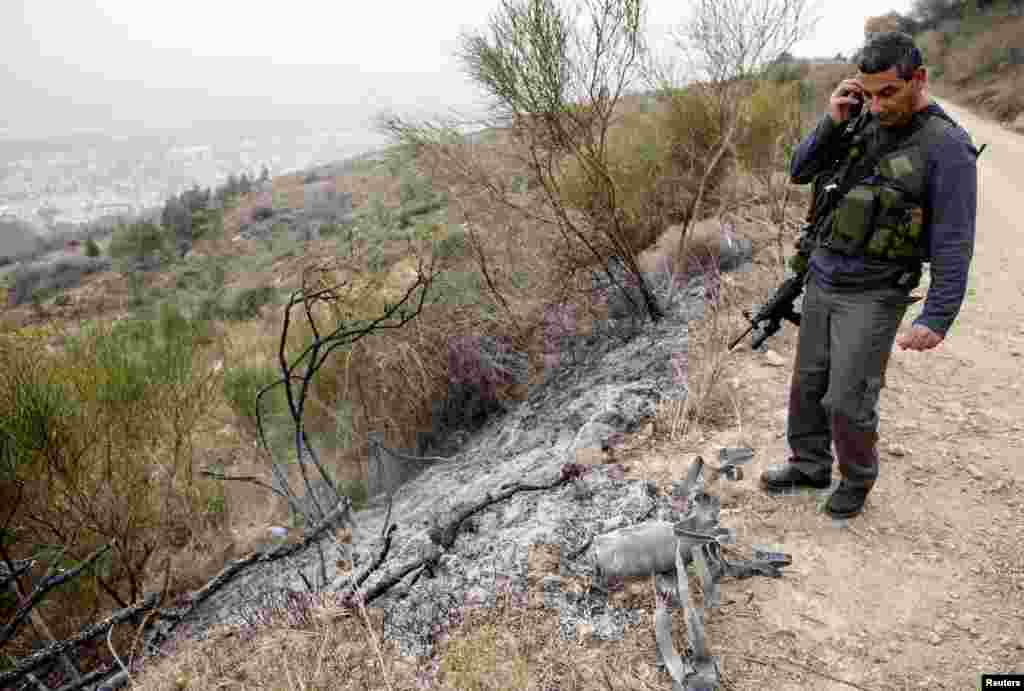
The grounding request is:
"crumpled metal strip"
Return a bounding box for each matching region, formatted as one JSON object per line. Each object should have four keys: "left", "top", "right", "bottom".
{"left": 679, "top": 542, "right": 720, "bottom": 690}
{"left": 651, "top": 541, "right": 723, "bottom": 690}
{"left": 691, "top": 542, "right": 722, "bottom": 609}
{"left": 655, "top": 569, "right": 690, "bottom": 691}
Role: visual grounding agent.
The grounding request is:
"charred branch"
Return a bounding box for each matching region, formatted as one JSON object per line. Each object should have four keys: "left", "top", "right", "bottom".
{"left": 0, "top": 545, "right": 110, "bottom": 647}
{"left": 0, "top": 593, "right": 157, "bottom": 688}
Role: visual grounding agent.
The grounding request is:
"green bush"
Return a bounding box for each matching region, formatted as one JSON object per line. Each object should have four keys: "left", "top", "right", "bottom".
{"left": 127, "top": 272, "right": 147, "bottom": 308}
{"left": 366, "top": 245, "right": 388, "bottom": 273}
{"left": 338, "top": 479, "right": 368, "bottom": 511}
{"left": 764, "top": 60, "right": 808, "bottom": 83}
{"left": 431, "top": 270, "right": 483, "bottom": 307}
{"left": 399, "top": 169, "right": 433, "bottom": 204}
{"left": 222, "top": 284, "right": 277, "bottom": 321}
{"left": 175, "top": 260, "right": 230, "bottom": 322}
{"left": 189, "top": 208, "right": 223, "bottom": 242}
{"left": 367, "top": 195, "right": 394, "bottom": 230}
{"left": 509, "top": 174, "right": 529, "bottom": 193}
{"left": 397, "top": 197, "right": 445, "bottom": 228}
{"left": 84, "top": 238, "right": 101, "bottom": 257}
{"left": 434, "top": 224, "right": 467, "bottom": 259}
{"left": 222, "top": 363, "right": 287, "bottom": 433}
{"left": 108, "top": 221, "right": 174, "bottom": 272}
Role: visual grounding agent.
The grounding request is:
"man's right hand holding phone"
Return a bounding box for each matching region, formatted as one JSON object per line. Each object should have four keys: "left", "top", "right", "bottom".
{"left": 829, "top": 79, "right": 865, "bottom": 124}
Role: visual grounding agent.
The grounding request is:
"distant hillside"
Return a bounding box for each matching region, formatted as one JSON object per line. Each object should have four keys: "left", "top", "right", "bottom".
{"left": 918, "top": 8, "right": 1024, "bottom": 128}
{"left": 0, "top": 217, "right": 40, "bottom": 260}
{"left": 863, "top": 3, "right": 1024, "bottom": 128}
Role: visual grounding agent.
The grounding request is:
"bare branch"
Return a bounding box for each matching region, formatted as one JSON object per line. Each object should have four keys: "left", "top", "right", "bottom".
{"left": 0, "top": 544, "right": 111, "bottom": 647}
{"left": 672, "top": 0, "right": 821, "bottom": 84}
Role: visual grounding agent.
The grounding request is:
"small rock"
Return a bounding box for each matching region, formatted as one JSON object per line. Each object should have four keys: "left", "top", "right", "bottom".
{"left": 929, "top": 632, "right": 942, "bottom": 646}
{"left": 966, "top": 464, "right": 984, "bottom": 480}
{"left": 575, "top": 621, "right": 596, "bottom": 644}
{"left": 764, "top": 349, "right": 787, "bottom": 367}
{"left": 889, "top": 443, "right": 910, "bottom": 457}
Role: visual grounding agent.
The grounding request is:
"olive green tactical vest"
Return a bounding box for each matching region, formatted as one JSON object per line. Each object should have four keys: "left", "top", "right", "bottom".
{"left": 820, "top": 113, "right": 954, "bottom": 265}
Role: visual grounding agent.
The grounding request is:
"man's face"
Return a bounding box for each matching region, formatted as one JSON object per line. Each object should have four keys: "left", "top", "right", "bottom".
{"left": 857, "top": 66, "right": 926, "bottom": 128}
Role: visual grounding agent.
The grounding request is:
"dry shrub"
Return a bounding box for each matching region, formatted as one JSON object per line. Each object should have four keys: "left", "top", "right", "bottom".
{"left": 800, "top": 61, "right": 855, "bottom": 118}
{"left": 658, "top": 244, "right": 746, "bottom": 442}
{"left": 926, "top": 15, "right": 1024, "bottom": 121}
{"left": 735, "top": 80, "right": 806, "bottom": 178}
{"left": 636, "top": 217, "right": 725, "bottom": 280}
{"left": 917, "top": 29, "right": 949, "bottom": 68}
{"left": 647, "top": 196, "right": 803, "bottom": 447}
{"left": 557, "top": 79, "right": 799, "bottom": 270}
{"left": 944, "top": 16, "right": 1023, "bottom": 84}
{"left": 865, "top": 12, "right": 903, "bottom": 35}
{"left": 661, "top": 84, "right": 733, "bottom": 207}
{"left": 557, "top": 105, "right": 684, "bottom": 257}
{"left": 213, "top": 209, "right": 542, "bottom": 495}
{"left": 0, "top": 305, "right": 225, "bottom": 645}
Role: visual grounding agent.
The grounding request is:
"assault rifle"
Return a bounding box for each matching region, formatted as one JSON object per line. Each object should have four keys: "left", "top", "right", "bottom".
{"left": 728, "top": 269, "right": 806, "bottom": 351}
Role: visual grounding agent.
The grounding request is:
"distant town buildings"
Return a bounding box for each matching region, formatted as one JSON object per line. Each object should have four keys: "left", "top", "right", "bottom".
{"left": 0, "top": 127, "right": 381, "bottom": 232}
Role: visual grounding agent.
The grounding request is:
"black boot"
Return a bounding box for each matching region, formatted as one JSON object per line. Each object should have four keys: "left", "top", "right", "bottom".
{"left": 760, "top": 461, "right": 832, "bottom": 493}
{"left": 828, "top": 414, "right": 880, "bottom": 519}
{"left": 825, "top": 481, "right": 872, "bottom": 519}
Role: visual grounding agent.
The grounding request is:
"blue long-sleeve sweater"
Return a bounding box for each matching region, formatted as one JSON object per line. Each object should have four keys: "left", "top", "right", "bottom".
{"left": 790, "top": 103, "right": 979, "bottom": 337}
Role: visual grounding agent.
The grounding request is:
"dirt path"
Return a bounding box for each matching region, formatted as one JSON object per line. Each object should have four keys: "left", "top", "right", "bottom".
{"left": 624, "top": 99, "right": 1024, "bottom": 690}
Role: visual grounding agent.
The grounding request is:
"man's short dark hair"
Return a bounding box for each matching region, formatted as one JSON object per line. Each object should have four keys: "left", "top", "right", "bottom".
{"left": 857, "top": 32, "right": 923, "bottom": 80}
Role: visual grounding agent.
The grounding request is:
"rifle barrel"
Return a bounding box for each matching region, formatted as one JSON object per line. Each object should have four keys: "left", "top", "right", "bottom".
{"left": 729, "top": 324, "right": 754, "bottom": 351}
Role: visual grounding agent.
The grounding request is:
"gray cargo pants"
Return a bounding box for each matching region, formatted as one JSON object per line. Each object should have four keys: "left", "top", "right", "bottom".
{"left": 787, "top": 274, "right": 921, "bottom": 489}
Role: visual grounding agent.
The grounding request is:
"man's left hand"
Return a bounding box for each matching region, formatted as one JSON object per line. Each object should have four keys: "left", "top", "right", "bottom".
{"left": 897, "top": 324, "right": 944, "bottom": 351}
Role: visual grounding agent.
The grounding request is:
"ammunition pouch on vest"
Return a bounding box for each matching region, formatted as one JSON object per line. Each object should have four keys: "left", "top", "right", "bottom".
{"left": 816, "top": 113, "right": 952, "bottom": 266}
{"left": 824, "top": 180, "right": 927, "bottom": 262}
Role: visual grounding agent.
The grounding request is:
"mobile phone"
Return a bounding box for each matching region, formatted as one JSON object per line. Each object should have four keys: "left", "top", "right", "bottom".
{"left": 848, "top": 91, "right": 864, "bottom": 118}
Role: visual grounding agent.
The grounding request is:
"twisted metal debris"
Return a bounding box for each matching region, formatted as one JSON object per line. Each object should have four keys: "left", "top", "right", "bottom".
{"left": 594, "top": 454, "right": 792, "bottom": 690}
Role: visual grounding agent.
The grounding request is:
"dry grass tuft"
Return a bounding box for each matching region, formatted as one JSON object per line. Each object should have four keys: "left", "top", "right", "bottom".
{"left": 128, "top": 572, "right": 675, "bottom": 691}
{"left": 646, "top": 200, "right": 804, "bottom": 448}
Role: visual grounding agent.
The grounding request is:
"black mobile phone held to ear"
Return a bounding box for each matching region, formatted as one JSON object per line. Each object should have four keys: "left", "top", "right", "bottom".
{"left": 848, "top": 92, "right": 864, "bottom": 118}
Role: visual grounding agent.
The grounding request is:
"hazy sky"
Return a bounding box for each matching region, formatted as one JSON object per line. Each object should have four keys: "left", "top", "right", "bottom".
{"left": 1, "top": 0, "right": 914, "bottom": 140}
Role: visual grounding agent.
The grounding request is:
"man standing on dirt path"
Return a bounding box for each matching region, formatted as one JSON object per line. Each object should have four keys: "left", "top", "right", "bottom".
{"left": 760, "top": 32, "right": 980, "bottom": 519}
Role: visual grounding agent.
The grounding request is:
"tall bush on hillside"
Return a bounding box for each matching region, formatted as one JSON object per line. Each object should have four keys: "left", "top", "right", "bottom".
{"left": 381, "top": 0, "right": 667, "bottom": 323}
